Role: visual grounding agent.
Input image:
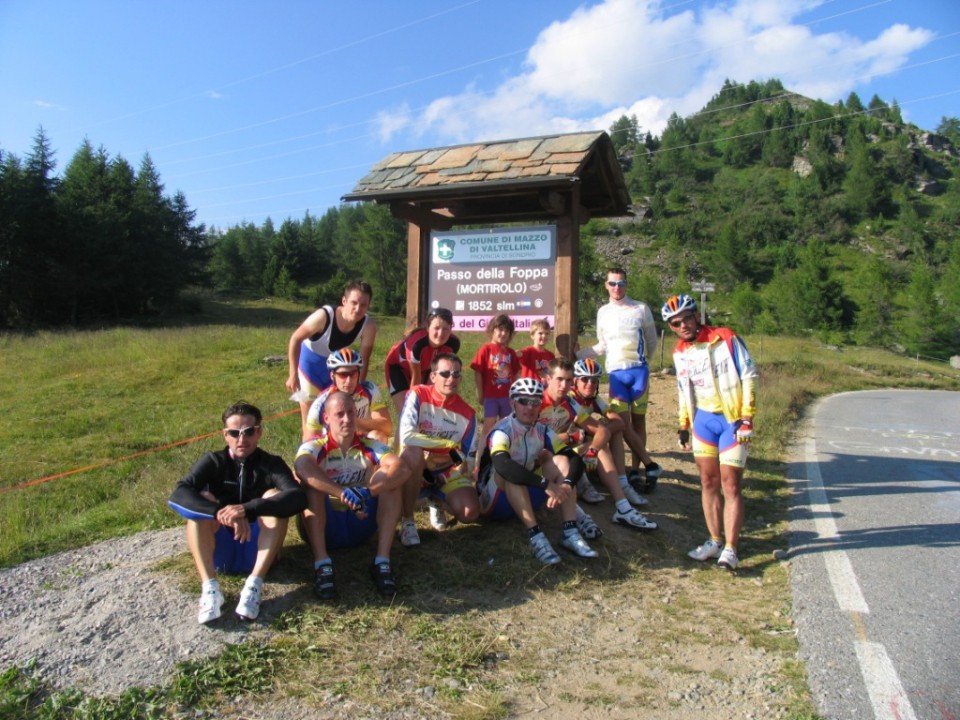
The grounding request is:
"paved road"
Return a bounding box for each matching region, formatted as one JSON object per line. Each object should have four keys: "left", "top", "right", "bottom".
{"left": 789, "top": 390, "right": 960, "bottom": 720}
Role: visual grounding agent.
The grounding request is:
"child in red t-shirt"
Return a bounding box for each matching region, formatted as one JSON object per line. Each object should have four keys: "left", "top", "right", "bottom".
{"left": 471, "top": 314, "right": 521, "bottom": 452}
{"left": 518, "top": 318, "right": 555, "bottom": 383}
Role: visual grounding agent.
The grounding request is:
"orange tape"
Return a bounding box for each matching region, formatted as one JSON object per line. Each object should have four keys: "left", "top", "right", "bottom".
{"left": 0, "top": 408, "right": 300, "bottom": 495}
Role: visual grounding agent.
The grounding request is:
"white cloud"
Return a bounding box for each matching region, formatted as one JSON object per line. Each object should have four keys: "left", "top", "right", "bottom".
{"left": 206, "top": 90, "right": 225, "bottom": 100}
{"left": 380, "top": 0, "right": 935, "bottom": 144}
{"left": 33, "top": 99, "right": 63, "bottom": 110}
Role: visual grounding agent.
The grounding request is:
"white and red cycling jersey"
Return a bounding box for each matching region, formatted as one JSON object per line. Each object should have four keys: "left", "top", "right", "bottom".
{"left": 537, "top": 392, "right": 589, "bottom": 436}
{"left": 295, "top": 432, "right": 392, "bottom": 488}
{"left": 398, "top": 384, "right": 477, "bottom": 472}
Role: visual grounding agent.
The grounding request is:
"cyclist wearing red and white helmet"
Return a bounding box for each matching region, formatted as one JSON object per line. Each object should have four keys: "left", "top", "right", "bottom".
{"left": 663, "top": 294, "right": 758, "bottom": 571}
{"left": 578, "top": 268, "right": 662, "bottom": 488}
{"left": 571, "top": 359, "right": 662, "bottom": 506}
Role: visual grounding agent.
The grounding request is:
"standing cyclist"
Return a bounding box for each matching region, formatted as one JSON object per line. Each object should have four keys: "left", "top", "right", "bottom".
{"left": 579, "top": 267, "right": 662, "bottom": 489}
{"left": 662, "top": 294, "right": 758, "bottom": 571}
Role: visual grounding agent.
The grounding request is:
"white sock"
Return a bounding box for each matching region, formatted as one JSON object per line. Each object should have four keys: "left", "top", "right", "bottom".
{"left": 616, "top": 498, "right": 632, "bottom": 513}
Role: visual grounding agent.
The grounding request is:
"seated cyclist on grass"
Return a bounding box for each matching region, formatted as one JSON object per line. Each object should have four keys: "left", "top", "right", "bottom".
{"left": 295, "top": 391, "right": 410, "bottom": 601}
{"left": 538, "top": 358, "right": 657, "bottom": 534}
{"left": 168, "top": 402, "right": 307, "bottom": 625}
{"left": 396, "top": 352, "right": 479, "bottom": 547}
{"left": 476, "top": 377, "right": 598, "bottom": 566}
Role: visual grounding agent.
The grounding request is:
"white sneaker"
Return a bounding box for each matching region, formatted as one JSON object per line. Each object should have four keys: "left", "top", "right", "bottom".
{"left": 620, "top": 483, "right": 649, "bottom": 507}
{"left": 559, "top": 530, "right": 599, "bottom": 558}
{"left": 529, "top": 532, "right": 561, "bottom": 565}
{"left": 398, "top": 520, "right": 421, "bottom": 547}
{"left": 576, "top": 508, "right": 603, "bottom": 539}
{"left": 688, "top": 539, "right": 723, "bottom": 561}
{"left": 718, "top": 546, "right": 739, "bottom": 570}
{"left": 612, "top": 507, "right": 658, "bottom": 531}
{"left": 236, "top": 580, "right": 262, "bottom": 621}
{"left": 197, "top": 585, "right": 224, "bottom": 624}
{"left": 428, "top": 502, "right": 449, "bottom": 530}
{"left": 576, "top": 476, "right": 604, "bottom": 504}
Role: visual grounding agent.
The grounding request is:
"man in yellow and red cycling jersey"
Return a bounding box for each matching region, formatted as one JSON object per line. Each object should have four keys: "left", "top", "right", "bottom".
{"left": 663, "top": 294, "right": 758, "bottom": 571}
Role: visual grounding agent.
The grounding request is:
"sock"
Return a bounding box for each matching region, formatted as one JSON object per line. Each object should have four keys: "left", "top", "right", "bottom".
{"left": 562, "top": 520, "right": 577, "bottom": 536}
{"left": 616, "top": 498, "right": 632, "bottom": 513}
{"left": 575, "top": 505, "right": 588, "bottom": 522}
{"left": 526, "top": 525, "right": 542, "bottom": 539}
{"left": 618, "top": 474, "right": 629, "bottom": 486}
{"left": 202, "top": 578, "right": 220, "bottom": 592}
{"left": 245, "top": 575, "right": 264, "bottom": 589}
{"left": 711, "top": 536, "right": 723, "bottom": 544}
{"left": 314, "top": 558, "right": 333, "bottom": 570}
{"left": 374, "top": 555, "right": 390, "bottom": 566}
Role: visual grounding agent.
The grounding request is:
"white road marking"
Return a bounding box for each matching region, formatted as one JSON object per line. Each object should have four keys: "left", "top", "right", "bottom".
{"left": 804, "top": 439, "right": 869, "bottom": 614}
{"left": 805, "top": 437, "right": 919, "bottom": 720}
{"left": 855, "top": 642, "right": 919, "bottom": 720}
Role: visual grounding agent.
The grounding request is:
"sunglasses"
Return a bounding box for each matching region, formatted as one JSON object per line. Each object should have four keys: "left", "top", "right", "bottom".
{"left": 436, "top": 370, "right": 462, "bottom": 378}
{"left": 334, "top": 370, "right": 360, "bottom": 378}
{"left": 606, "top": 280, "right": 626, "bottom": 288}
{"left": 225, "top": 426, "right": 259, "bottom": 438}
{"left": 577, "top": 376, "right": 600, "bottom": 383}
{"left": 515, "top": 397, "right": 542, "bottom": 407}
{"left": 669, "top": 314, "right": 697, "bottom": 328}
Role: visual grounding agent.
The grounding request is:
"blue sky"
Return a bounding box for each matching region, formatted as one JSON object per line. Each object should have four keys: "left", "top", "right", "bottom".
{"left": 2, "top": 0, "right": 958, "bottom": 231}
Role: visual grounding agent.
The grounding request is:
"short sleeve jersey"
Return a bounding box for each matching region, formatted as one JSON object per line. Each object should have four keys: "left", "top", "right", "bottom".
{"left": 295, "top": 433, "right": 392, "bottom": 488}
{"left": 482, "top": 414, "right": 566, "bottom": 472}
{"left": 398, "top": 385, "right": 477, "bottom": 471}
{"left": 537, "top": 392, "right": 589, "bottom": 435}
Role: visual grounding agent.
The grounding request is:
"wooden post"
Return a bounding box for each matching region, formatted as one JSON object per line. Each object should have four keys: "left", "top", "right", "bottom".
{"left": 554, "top": 189, "right": 580, "bottom": 359}
{"left": 405, "top": 220, "right": 429, "bottom": 330}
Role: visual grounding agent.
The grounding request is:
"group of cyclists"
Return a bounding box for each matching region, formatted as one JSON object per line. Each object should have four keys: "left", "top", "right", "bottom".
{"left": 171, "top": 270, "right": 758, "bottom": 624}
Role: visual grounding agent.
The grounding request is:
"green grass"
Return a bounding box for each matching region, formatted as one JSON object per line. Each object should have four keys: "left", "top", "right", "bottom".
{"left": 1, "top": 294, "right": 957, "bottom": 718}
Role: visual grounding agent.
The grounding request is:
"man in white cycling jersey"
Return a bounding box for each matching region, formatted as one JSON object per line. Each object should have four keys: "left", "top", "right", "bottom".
{"left": 579, "top": 267, "right": 662, "bottom": 489}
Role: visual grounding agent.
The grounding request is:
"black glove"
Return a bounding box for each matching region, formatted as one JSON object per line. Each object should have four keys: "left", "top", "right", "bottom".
{"left": 678, "top": 429, "right": 690, "bottom": 448}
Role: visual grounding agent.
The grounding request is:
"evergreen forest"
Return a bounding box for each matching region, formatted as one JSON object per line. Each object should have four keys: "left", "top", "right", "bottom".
{"left": 2, "top": 78, "right": 959, "bottom": 358}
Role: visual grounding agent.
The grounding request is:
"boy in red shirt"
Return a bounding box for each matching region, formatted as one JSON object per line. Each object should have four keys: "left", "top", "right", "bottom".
{"left": 518, "top": 318, "right": 555, "bottom": 382}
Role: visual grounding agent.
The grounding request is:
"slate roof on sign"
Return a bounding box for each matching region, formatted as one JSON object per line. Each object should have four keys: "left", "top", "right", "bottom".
{"left": 342, "top": 130, "right": 631, "bottom": 221}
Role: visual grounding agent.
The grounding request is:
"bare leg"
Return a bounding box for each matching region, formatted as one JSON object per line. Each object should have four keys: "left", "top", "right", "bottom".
{"left": 186, "top": 519, "right": 218, "bottom": 582}
{"left": 719, "top": 464, "right": 745, "bottom": 548}
{"left": 695, "top": 456, "right": 724, "bottom": 540}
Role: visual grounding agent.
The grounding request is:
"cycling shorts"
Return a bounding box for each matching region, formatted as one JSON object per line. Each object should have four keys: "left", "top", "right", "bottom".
{"left": 607, "top": 366, "right": 649, "bottom": 415}
{"left": 692, "top": 411, "right": 749, "bottom": 468}
{"left": 476, "top": 465, "right": 547, "bottom": 520}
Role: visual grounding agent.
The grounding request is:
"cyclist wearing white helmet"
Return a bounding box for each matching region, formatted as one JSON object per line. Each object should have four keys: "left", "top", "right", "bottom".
{"left": 578, "top": 267, "right": 663, "bottom": 488}
{"left": 663, "top": 294, "right": 758, "bottom": 571}
{"left": 476, "top": 377, "right": 598, "bottom": 565}
{"left": 303, "top": 349, "right": 392, "bottom": 444}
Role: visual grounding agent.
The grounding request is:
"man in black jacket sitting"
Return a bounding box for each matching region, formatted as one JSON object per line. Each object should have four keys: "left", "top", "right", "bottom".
{"left": 169, "top": 402, "right": 306, "bottom": 624}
